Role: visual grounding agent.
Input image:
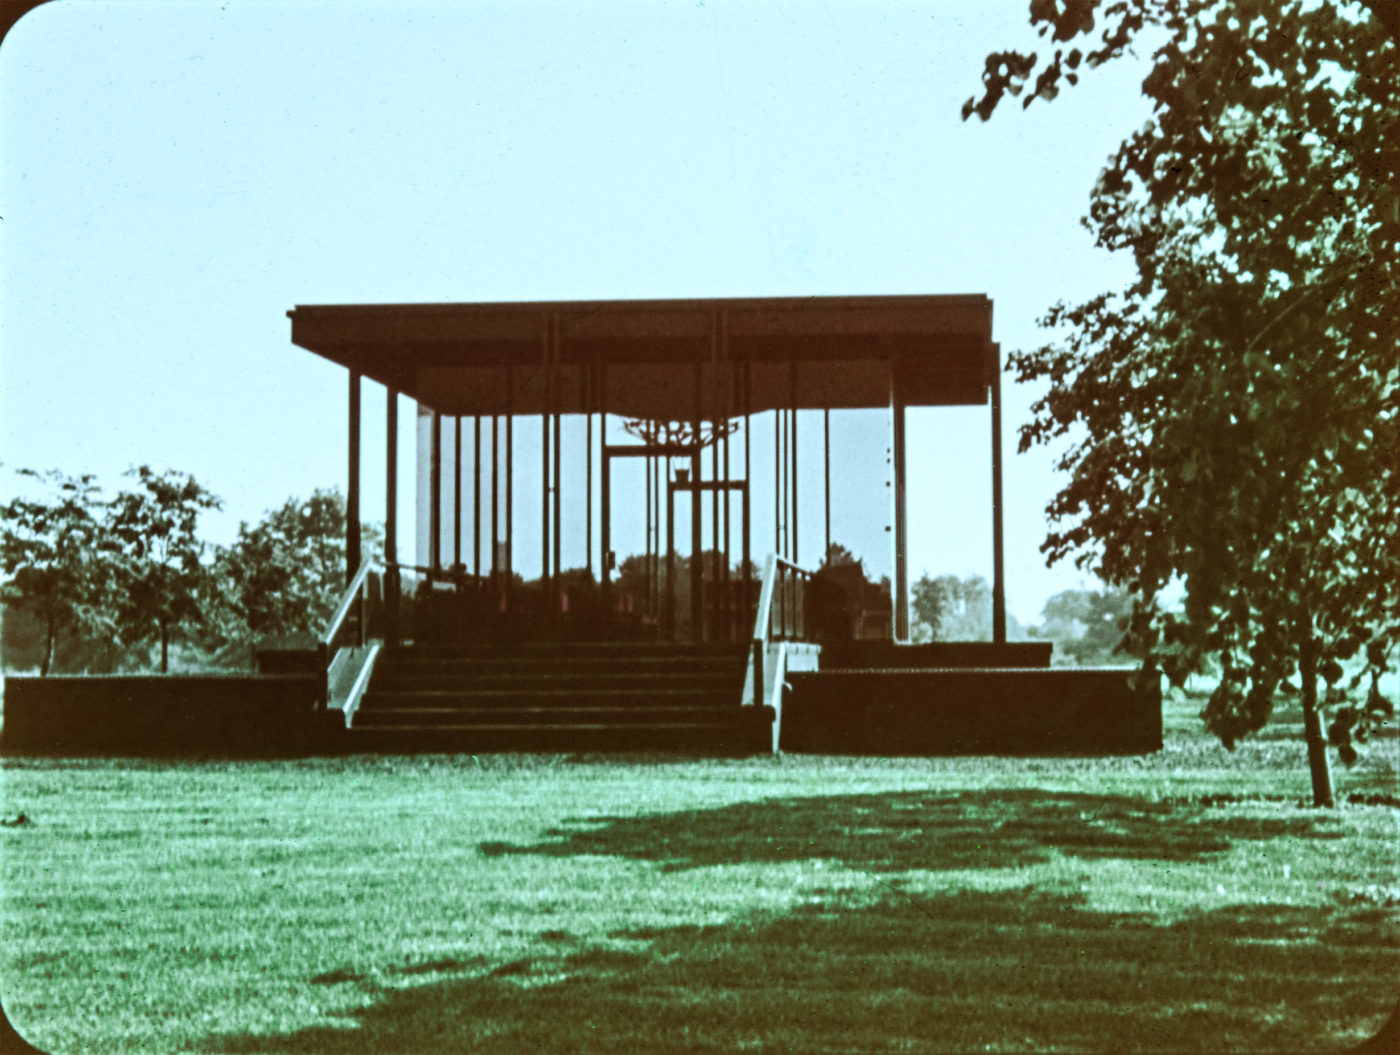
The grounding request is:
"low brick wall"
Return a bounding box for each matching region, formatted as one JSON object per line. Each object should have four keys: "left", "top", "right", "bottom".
{"left": 0, "top": 674, "right": 337, "bottom": 757}
{"left": 782, "top": 667, "right": 1161, "bottom": 755}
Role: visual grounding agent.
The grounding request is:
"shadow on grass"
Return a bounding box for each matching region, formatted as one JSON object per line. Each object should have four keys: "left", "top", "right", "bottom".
{"left": 479, "top": 788, "right": 1346, "bottom": 873}
{"left": 204, "top": 888, "right": 1398, "bottom": 1054}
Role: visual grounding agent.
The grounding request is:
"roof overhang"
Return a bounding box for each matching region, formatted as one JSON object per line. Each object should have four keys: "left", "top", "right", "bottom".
{"left": 288, "top": 294, "right": 994, "bottom": 418}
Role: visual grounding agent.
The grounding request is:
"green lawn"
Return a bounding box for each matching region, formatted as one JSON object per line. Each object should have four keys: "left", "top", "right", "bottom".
{"left": 1, "top": 689, "right": 1396, "bottom": 1053}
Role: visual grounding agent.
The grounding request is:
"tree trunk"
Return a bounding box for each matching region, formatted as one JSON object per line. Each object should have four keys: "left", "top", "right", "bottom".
{"left": 160, "top": 622, "right": 169, "bottom": 674}
{"left": 1298, "top": 633, "right": 1335, "bottom": 808}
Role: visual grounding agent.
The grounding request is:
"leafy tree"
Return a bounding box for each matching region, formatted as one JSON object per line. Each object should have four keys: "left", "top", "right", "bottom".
{"left": 968, "top": 0, "right": 1399, "bottom": 805}
{"left": 1030, "top": 585, "right": 1135, "bottom": 666}
{"left": 210, "top": 489, "right": 382, "bottom": 655}
{"left": 0, "top": 470, "right": 120, "bottom": 675}
{"left": 812, "top": 544, "right": 892, "bottom": 641}
{"left": 107, "top": 466, "right": 223, "bottom": 673}
{"left": 912, "top": 574, "right": 993, "bottom": 643}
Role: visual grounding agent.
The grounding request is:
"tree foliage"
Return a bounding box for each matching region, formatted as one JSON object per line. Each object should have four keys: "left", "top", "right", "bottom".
{"left": 214, "top": 490, "right": 346, "bottom": 643}
{"left": 912, "top": 574, "right": 993, "bottom": 643}
{"left": 210, "top": 488, "right": 382, "bottom": 656}
{"left": 1030, "top": 585, "right": 1135, "bottom": 665}
{"left": 0, "top": 470, "right": 119, "bottom": 675}
{"left": 107, "top": 466, "right": 223, "bottom": 673}
{"left": 969, "top": 0, "right": 1399, "bottom": 805}
{"left": 811, "top": 544, "right": 891, "bottom": 641}
{"left": 1, "top": 470, "right": 385, "bottom": 672}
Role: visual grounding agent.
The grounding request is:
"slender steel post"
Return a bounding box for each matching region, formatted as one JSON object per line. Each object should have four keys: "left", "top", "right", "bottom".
{"left": 541, "top": 404, "right": 550, "bottom": 590}
{"left": 491, "top": 415, "right": 499, "bottom": 585}
{"left": 774, "top": 407, "right": 782, "bottom": 559}
{"left": 585, "top": 368, "right": 593, "bottom": 580}
{"left": 743, "top": 362, "right": 752, "bottom": 622}
{"left": 892, "top": 364, "right": 910, "bottom": 642}
{"left": 990, "top": 342, "right": 1008, "bottom": 644}
{"left": 541, "top": 322, "right": 552, "bottom": 597}
{"left": 691, "top": 361, "right": 703, "bottom": 640}
{"left": 791, "top": 361, "right": 799, "bottom": 566}
{"left": 347, "top": 371, "right": 361, "bottom": 585}
{"left": 385, "top": 386, "right": 399, "bottom": 645}
{"left": 472, "top": 417, "right": 482, "bottom": 579}
{"left": 711, "top": 418, "right": 720, "bottom": 588}
{"left": 505, "top": 368, "right": 514, "bottom": 596}
{"left": 429, "top": 408, "right": 441, "bottom": 574}
{"left": 665, "top": 476, "right": 675, "bottom": 639}
{"left": 550, "top": 318, "right": 562, "bottom": 609}
{"left": 553, "top": 400, "right": 562, "bottom": 590}
{"left": 740, "top": 479, "right": 750, "bottom": 624}
{"left": 723, "top": 362, "right": 732, "bottom": 639}
{"left": 600, "top": 366, "right": 611, "bottom": 621}
{"left": 711, "top": 319, "right": 720, "bottom": 613}
{"left": 824, "top": 407, "right": 831, "bottom": 561}
{"left": 453, "top": 416, "right": 462, "bottom": 571}
{"left": 645, "top": 449, "right": 653, "bottom": 612}
{"left": 652, "top": 452, "right": 661, "bottom": 616}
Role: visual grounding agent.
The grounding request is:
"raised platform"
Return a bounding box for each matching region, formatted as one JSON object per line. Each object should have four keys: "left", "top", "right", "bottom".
{"left": 1, "top": 642, "right": 1162, "bottom": 758}
{"left": 0, "top": 674, "right": 335, "bottom": 757}
{"left": 818, "top": 641, "right": 1053, "bottom": 670}
{"left": 782, "top": 666, "right": 1161, "bottom": 755}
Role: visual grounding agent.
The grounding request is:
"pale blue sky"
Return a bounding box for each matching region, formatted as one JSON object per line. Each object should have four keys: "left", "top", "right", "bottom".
{"left": 1, "top": 0, "right": 1155, "bottom": 623}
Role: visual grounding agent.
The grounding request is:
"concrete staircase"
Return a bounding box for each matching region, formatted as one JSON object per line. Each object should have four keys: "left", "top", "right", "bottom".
{"left": 346, "top": 641, "right": 772, "bottom": 752}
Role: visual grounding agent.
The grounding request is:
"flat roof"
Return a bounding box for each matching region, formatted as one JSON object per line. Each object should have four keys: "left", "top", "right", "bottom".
{"left": 288, "top": 294, "right": 994, "bottom": 416}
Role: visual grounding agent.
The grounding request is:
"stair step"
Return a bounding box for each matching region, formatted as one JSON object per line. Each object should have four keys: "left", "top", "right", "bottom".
{"left": 360, "top": 689, "right": 733, "bottom": 710}
{"left": 353, "top": 705, "right": 753, "bottom": 726}
{"left": 390, "top": 643, "right": 747, "bottom": 660}
{"left": 372, "top": 654, "right": 744, "bottom": 668}
{"left": 339, "top": 720, "right": 771, "bottom": 754}
{"left": 350, "top": 642, "right": 762, "bottom": 752}
{"left": 370, "top": 672, "right": 739, "bottom": 692}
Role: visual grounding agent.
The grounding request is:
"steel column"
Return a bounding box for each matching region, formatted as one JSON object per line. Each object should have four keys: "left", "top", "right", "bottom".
{"left": 505, "top": 368, "right": 514, "bottom": 593}
{"left": 585, "top": 368, "right": 593, "bottom": 579}
{"left": 652, "top": 452, "right": 661, "bottom": 615}
{"left": 541, "top": 322, "right": 552, "bottom": 595}
{"left": 385, "top": 386, "right": 399, "bottom": 645}
{"left": 824, "top": 407, "right": 831, "bottom": 561}
{"left": 778, "top": 405, "right": 789, "bottom": 559}
{"left": 385, "top": 388, "right": 397, "bottom": 565}
{"left": 791, "top": 363, "right": 799, "bottom": 566}
{"left": 429, "top": 408, "right": 441, "bottom": 574}
{"left": 347, "top": 371, "right": 361, "bottom": 585}
{"left": 553, "top": 402, "right": 562, "bottom": 590}
{"left": 600, "top": 367, "right": 611, "bottom": 608}
{"left": 645, "top": 448, "right": 653, "bottom": 611}
{"left": 991, "top": 342, "right": 1008, "bottom": 644}
{"left": 453, "top": 417, "right": 462, "bottom": 570}
{"left": 473, "top": 417, "right": 482, "bottom": 578}
{"left": 891, "top": 365, "right": 910, "bottom": 642}
{"left": 691, "top": 361, "right": 703, "bottom": 640}
{"left": 743, "top": 363, "right": 752, "bottom": 621}
{"left": 665, "top": 476, "right": 675, "bottom": 639}
{"left": 491, "top": 416, "right": 499, "bottom": 583}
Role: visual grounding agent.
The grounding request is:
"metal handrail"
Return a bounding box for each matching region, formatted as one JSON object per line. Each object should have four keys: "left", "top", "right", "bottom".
{"left": 748, "top": 554, "right": 816, "bottom": 712}
{"left": 320, "top": 557, "right": 377, "bottom": 648}
{"left": 317, "top": 557, "right": 378, "bottom": 709}
{"left": 751, "top": 554, "right": 813, "bottom": 646}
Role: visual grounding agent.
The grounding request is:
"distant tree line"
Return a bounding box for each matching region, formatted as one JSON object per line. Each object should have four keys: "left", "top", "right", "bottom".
{"left": 3, "top": 465, "right": 1151, "bottom": 674}
{"left": 911, "top": 573, "right": 1134, "bottom": 666}
{"left": 1, "top": 468, "right": 374, "bottom": 675}
{"left": 817, "top": 543, "right": 1137, "bottom": 665}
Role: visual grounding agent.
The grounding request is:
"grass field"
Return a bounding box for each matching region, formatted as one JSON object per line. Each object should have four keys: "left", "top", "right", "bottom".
{"left": 1, "top": 688, "right": 1397, "bottom": 1053}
